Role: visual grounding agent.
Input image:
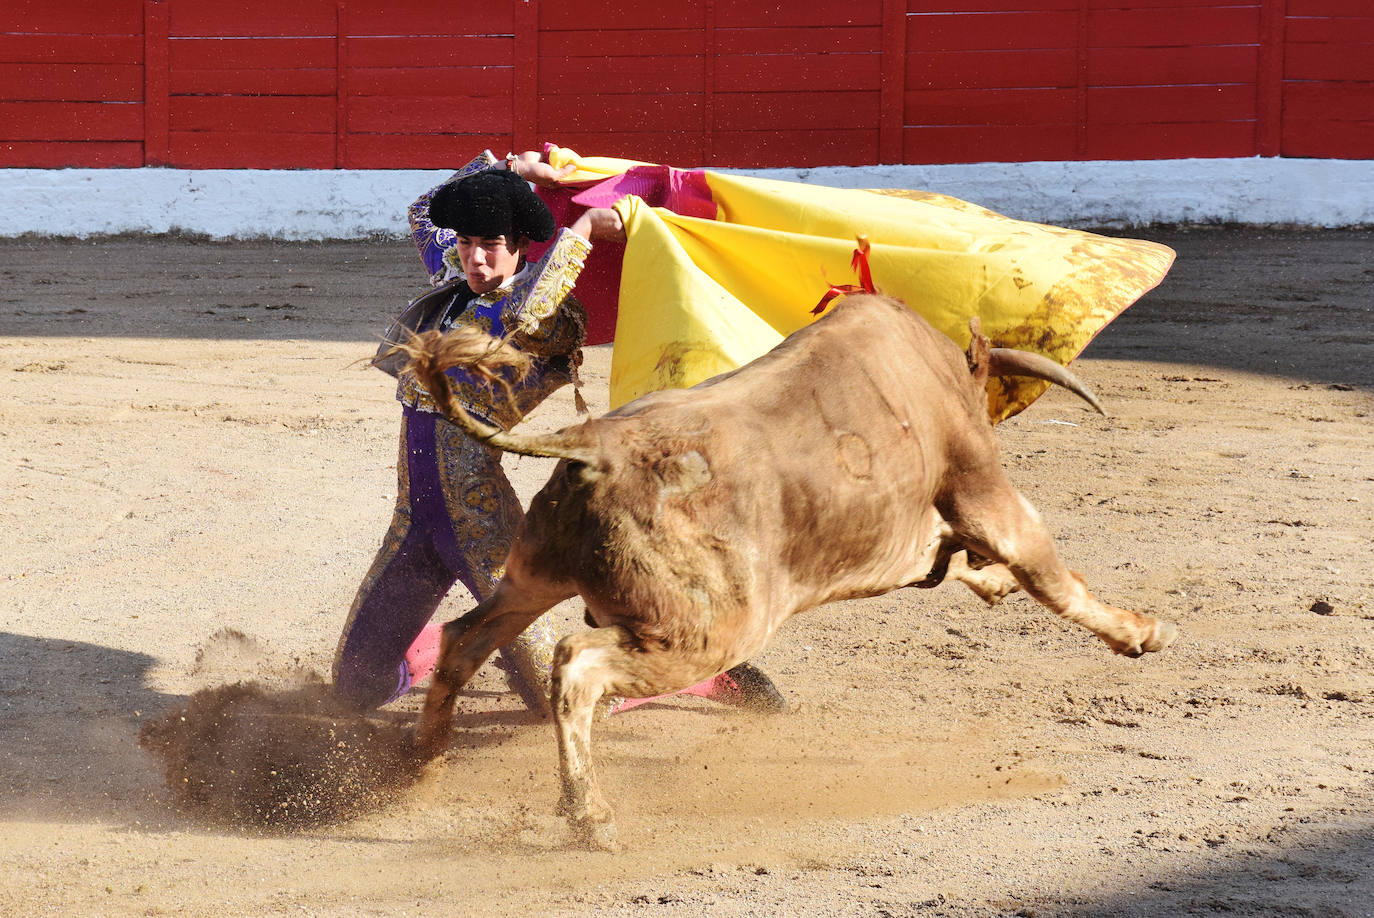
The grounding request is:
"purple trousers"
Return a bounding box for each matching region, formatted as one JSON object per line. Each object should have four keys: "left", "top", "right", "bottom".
{"left": 332, "top": 407, "right": 559, "bottom": 710}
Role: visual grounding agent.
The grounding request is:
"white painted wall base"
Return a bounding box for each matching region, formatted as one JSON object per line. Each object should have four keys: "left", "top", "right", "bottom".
{"left": 2, "top": 158, "right": 1370, "bottom": 240}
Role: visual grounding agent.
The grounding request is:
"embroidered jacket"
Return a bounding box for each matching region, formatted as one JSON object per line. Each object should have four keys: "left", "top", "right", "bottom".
{"left": 375, "top": 156, "right": 590, "bottom": 430}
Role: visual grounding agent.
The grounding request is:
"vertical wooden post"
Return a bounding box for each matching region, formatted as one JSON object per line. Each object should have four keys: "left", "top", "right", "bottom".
{"left": 513, "top": 0, "right": 539, "bottom": 154}
{"left": 703, "top": 0, "right": 716, "bottom": 166}
{"left": 1075, "top": 0, "right": 1090, "bottom": 159}
{"left": 1256, "top": 0, "right": 1286, "bottom": 157}
{"left": 879, "top": 0, "right": 906, "bottom": 165}
{"left": 143, "top": 0, "right": 170, "bottom": 166}
{"left": 336, "top": 2, "right": 349, "bottom": 168}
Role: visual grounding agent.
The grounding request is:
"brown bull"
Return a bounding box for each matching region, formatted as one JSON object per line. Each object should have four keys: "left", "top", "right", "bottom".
{"left": 407, "top": 293, "right": 1176, "bottom": 849}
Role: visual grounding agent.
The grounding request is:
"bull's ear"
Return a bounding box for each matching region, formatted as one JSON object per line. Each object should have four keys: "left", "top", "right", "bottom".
{"left": 965, "top": 316, "right": 991, "bottom": 387}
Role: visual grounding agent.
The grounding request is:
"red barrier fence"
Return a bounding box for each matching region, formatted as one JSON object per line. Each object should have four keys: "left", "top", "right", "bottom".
{"left": 1, "top": 0, "right": 1369, "bottom": 169}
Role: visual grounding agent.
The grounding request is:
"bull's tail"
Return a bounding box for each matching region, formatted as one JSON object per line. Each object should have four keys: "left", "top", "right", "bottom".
{"left": 397, "top": 327, "right": 600, "bottom": 464}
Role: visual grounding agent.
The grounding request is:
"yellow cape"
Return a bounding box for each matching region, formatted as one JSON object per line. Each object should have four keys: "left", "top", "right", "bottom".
{"left": 546, "top": 146, "right": 1175, "bottom": 422}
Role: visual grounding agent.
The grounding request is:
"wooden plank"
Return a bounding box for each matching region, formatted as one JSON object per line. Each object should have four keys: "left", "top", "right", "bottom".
{"left": 348, "top": 67, "right": 509, "bottom": 97}
{"left": 712, "top": 90, "right": 880, "bottom": 131}
{"left": 539, "top": 29, "right": 706, "bottom": 57}
{"left": 907, "top": 11, "right": 1078, "bottom": 51}
{"left": 1284, "top": 16, "right": 1374, "bottom": 42}
{"left": 1286, "top": 0, "right": 1369, "bottom": 14}
{"left": 1087, "top": 45, "right": 1259, "bottom": 86}
{"left": 715, "top": 2, "right": 882, "bottom": 28}
{"left": 0, "top": 140, "right": 143, "bottom": 167}
{"left": 714, "top": 52, "right": 882, "bottom": 93}
{"left": 0, "top": 63, "right": 143, "bottom": 101}
{"left": 169, "top": 37, "right": 336, "bottom": 70}
{"left": 1281, "top": 117, "right": 1374, "bottom": 157}
{"left": 711, "top": 128, "right": 880, "bottom": 167}
{"left": 540, "top": 93, "right": 704, "bottom": 132}
{"left": 0, "top": 0, "right": 143, "bottom": 33}
{"left": 1284, "top": 79, "right": 1374, "bottom": 117}
{"left": 168, "top": 0, "right": 336, "bottom": 37}
{"left": 170, "top": 95, "right": 336, "bottom": 133}
{"left": 529, "top": 131, "right": 706, "bottom": 165}
{"left": 1085, "top": 121, "right": 1256, "bottom": 159}
{"left": 905, "top": 87, "right": 1078, "bottom": 126}
{"left": 144, "top": 0, "right": 170, "bottom": 166}
{"left": 1284, "top": 41, "right": 1374, "bottom": 81}
{"left": 902, "top": 124, "right": 1077, "bottom": 164}
{"left": 915, "top": 0, "right": 1078, "bottom": 11}
{"left": 344, "top": 132, "right": 514, "bottom": 168}
{"left": 907, "top": 49, "right": 1078, "bottom": 90}
{"left": 0, "top": 34, "right": 144, "bottom": 64}
{"left": 1087, "top": 84, "right": 1257, "bottom": 124}
{"left": 346, "top": 36, "right": 514, "bottom": 68}
{"left": 1089, "top": 7, "right": 1261, "bottom": 47}
{"left": 538, "top": 55, "right": 703, "bottom": 94}
{"left": 168, "top": 130, "right": 336, "bottom": 167}
{"left": 346, "top": 95, "right": 514, "bottom": 134}
{"left": 172, "top": 67, "right": 337, "bottom": 95}
{"left": 346, "top": 1, "right": 515, "bottom": 35}
{"left": 538, "top": 0, "right": 704, "bottom": 31}
{"left": 715, "top": 26, "right": 878, "bottom": 54}
{"left": 0, "top": 101, "right": 143, "bottom": 141}
{"left": 1087, "top": 0, "right": 1259, "bottom": 7}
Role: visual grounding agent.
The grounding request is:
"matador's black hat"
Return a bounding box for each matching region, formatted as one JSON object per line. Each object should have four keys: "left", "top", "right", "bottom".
{"left": 429, "top": 168, "right": 556, "bottom": 243}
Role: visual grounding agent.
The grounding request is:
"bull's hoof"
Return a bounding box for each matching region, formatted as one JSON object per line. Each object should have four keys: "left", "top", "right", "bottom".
{"left": 1143, "top": 619, "right": 1179, "bottom": 654}
{"left": 1110, "top": 619, "right": 1179, "bottom": 657}
{"left": 409, "top": 723, "right": 451, "bottom": 763}
{"left": 573, "top": 816, "right": 621, "bottom": 852}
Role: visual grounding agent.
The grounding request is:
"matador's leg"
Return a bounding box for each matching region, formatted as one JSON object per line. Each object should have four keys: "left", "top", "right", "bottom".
{"left": 333, "top": 416, "right": 459, "bottom": 709}
{"left": 431, "top": 419, "right": 561, "bottom": 710}
{"left": 332, "top": 517, "right": 455, "bottom": 709}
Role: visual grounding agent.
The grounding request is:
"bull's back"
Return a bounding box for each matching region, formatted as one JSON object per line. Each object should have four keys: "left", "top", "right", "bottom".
{"left": 594, "top": 296, "right": 990, "bottom": 615}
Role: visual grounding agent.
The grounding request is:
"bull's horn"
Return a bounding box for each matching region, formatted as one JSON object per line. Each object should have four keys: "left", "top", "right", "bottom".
{"left": 988, "top": 348, "right": 1106, "bottom": 416}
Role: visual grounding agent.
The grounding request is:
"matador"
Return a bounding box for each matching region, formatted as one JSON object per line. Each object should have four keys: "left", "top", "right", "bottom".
{"left": 332, "top": 152, "right": 786, "bottom": 714}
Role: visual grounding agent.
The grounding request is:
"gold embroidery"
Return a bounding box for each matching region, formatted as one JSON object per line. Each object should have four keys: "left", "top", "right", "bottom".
{"left": 509, "top": 229, "right": 591, "bottom": 338}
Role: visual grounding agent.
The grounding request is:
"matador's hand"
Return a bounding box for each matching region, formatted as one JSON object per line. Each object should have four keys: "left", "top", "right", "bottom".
{"left": 570, "top": 207, "right": 626, "bottom": 243}
{"left": 509, "top": 152, "right": 576, "bottom": 188}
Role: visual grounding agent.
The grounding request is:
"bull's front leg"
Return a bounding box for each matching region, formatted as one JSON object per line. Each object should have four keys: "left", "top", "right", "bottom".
{"left": 413, "top": 582, "right": 564, "bottom": 760}
{"left": 946, "top": 550, "right": 1021, "bottom": 605}
{"left": 945, "top": 479, "right": 1177, "bottom": 657}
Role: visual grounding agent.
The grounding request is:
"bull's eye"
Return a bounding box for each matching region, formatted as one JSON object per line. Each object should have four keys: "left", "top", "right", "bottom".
{"left": 566, "top": 460, "right": 602, "bottom": 487}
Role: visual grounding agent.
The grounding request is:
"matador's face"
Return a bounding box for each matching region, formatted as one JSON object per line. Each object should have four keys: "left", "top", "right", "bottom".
{"left": 455, "top": 234, "right": 529, "bottom": 294}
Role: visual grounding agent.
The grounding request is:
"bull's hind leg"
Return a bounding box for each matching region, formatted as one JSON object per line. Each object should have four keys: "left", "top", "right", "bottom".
{"left": 413, "top": 579, "right": 573, "bottom": 759}
{"left": 552, "top": 625, "right": 738, "bottom": 851}
{"left": 943, "top": 475, "right": 1176, "bottom": 657}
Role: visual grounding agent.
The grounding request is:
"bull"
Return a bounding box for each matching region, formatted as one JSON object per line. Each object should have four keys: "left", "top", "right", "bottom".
{"left": 406, "top": 293, "right": 1177, "bottom": 849}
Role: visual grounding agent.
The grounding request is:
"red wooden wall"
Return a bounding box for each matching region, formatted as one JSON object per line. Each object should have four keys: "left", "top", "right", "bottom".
{"left": 1, "top": 0, "right": 1369, "bottom": 169}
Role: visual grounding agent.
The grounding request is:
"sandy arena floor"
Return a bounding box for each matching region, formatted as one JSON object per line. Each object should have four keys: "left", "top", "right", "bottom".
{"left": 1, "top": 227, "right": 1371, "bottom": 917}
